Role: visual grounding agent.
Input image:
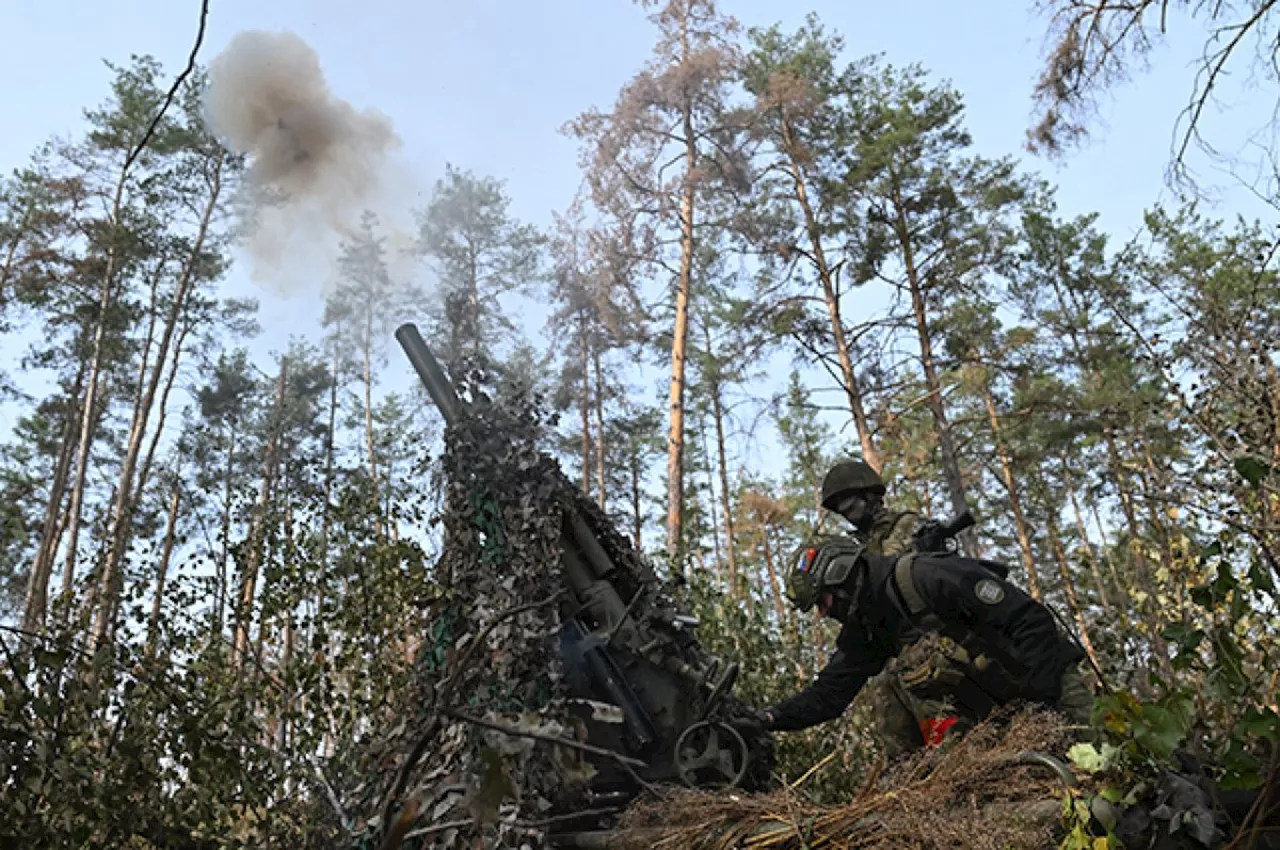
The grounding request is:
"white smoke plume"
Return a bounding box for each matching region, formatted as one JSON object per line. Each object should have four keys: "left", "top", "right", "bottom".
{"left": 203, "top": 30, "right": 408, "bottom": 288}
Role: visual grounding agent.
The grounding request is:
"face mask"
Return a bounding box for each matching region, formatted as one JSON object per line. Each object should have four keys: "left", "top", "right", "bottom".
{"left": 835, "top": 492, "right": 873, "bottom": 527}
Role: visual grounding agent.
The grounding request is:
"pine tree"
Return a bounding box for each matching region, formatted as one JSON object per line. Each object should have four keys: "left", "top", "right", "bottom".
{"left": 742, "top": 18, "right": 884, "bottom": 470}
{"left": 415, "top": 166, "right": 543, "bottom": 377}
{"left": 568, "top": 0, "right": 745, "bottom": 569}
{"left": 841, "top": 62, "right": 1025, "bottom": 540}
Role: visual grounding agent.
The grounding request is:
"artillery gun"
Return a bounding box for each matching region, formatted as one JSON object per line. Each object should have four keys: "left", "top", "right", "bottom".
{"left": 395, "top": 323, "right": 773, "bottom": 807}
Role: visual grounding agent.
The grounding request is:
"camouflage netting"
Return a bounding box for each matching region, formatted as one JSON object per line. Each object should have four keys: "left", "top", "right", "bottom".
{"left": 347, "top": 373, "right": 601, "bottom": 849}
{"left": 610, "top": 708, "right": 1081, "bottom": 850}
{"left": 347, "top": 364, "right": 726, "bottom": 849}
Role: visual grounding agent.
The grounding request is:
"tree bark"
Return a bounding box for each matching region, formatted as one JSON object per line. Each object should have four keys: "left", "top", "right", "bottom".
{"left": 593, "top": 345, "right": 607, "bottom": 511}
{"left": 361, "top": 307, "right": 381, "bottom": 538}
{"left": 233, "top": 358, "right": 288, "bottom": 670}
{"left": 699, "top": 413, "right": 723, "bottom": 581}
{"left": 23, "top": 362, "right": 87, "bottom": 631}
{"left": 60, "top": 380, "right": 111, "bottom": 615}
{"left": 780, "top": 116, "right": 882, "bottom": 471}
{"left": 664, "top": 114, "right": 696, "bottom": 568}
{"left": 707, "top": 355, "right": 739, "bottom": 598}
{"left": 893, "top": 191, "right": 972, "bottom": 540}
{"left": 215, "top": 421, "right": 237, "bottom": 637}
{"left": 1044, "top": 504, "right": 1101, "bottom": 670}
{"left": 981, "top": 376, "right": 1043, "bottom": 598}
{"left": 630, "top": 457, "right": 643, "bottom": 551}
{"left": 59, "top": 164, "right": 130, "bottom": 621}
{"left": 146, "top": 481, "right": 182, "bottom": 655}
{"left": 1060, "top": 455, "right": 1114, "bottom": 613}
{"left": 1089, "top": 498, "right": 1127, "bottom": 604}
{"left": 93, "top": 158, "right": 222, "bottom": 644}
{"left": 760, "top": 522, "right": 789, "bottom": 629}
{"left": 579, "top": 317, "right": 592, "bottom": 496}
{"left": 136, "top": 319, "right": 192, "bottom": 501}
{"left": 317, "top": 339, "right": 339, "bottom": 635}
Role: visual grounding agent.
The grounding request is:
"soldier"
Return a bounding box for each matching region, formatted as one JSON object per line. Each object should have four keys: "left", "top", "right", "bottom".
{"left": 820, "top": 460, "right": 918, "bottom": 556}
{"left": 752, "top": 539, "right": 1094, "bottom": 757}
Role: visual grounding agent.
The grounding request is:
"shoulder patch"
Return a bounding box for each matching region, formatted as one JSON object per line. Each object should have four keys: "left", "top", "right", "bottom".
{"left": 974, "top": 578, "right": 1005, "bottom": 605}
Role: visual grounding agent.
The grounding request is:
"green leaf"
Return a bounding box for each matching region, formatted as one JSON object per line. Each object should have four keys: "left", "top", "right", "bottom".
{"left": 1234, "top": 708, "right": 1280, "bottom": 743}
{"left": 1219, "top": 738, "right": 1262, "bottom": 790}
{"left": 1233, "top": 454, "right": 1271, "bottom": 487}
{"left": 1132, "top": 703, "right": 1189, "bottom": 760}
{"left": 1248, "top": 557, "right": 1276, "bottom": 596}
{"left": 1068, "top": 743, "right": 1105, "bottom": 773}
{"left": 1068, "top": 742, "right": 1122, "bottom": 774}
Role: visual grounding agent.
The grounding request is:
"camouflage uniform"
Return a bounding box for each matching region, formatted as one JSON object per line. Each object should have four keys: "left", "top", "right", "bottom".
{"left": 864, "top": 634, "right": 1095, "bottom": 757}
{"left": 766, "top": 550, "right": 1092, "bottom": 755}
{"left": 863, "top": 508, "right": 920, "bottom": 557}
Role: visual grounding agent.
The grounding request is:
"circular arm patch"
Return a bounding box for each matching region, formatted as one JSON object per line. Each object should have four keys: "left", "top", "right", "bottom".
{"left": 974, "top": 578, "right": 1005, "bottom": 605}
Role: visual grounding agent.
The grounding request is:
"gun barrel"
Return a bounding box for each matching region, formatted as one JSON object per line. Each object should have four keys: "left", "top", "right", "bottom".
{"left": 395, "top": 323, "right": 461, "bottom": 425}
{"left": 944, "top": 508, "right": 976, "bottom": 537}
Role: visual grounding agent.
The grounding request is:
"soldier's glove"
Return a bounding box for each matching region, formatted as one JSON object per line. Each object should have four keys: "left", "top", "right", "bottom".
{"left": 728, "top": 708, "right": 773, "bottom": 738}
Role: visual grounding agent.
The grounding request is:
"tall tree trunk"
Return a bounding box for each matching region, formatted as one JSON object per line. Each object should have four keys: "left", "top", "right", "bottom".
{"left": 630, "top": 457, "right": 643, "bottom": 551}
{"left": 60, "top": 381, "right": 111, "bottom": 615}
{"left": 23, "top": 362, "right": 87, "bottom": 630}
{"left": 665, "top": 114, "right": 696, "bottom": 568}
{"left": 361, "top": 310, "right": 381, "bottom": 536}
{"left": 59, "top": 169, "right": 128, "bottom": 620}
{"left": 1089, "top": 499, "right": 1126, "bottom": 602}
{"left": 278, "top": 497, "right": 296, "bottom": 752}
{"left": 135, "top": 320, "right": 192, "bottom": 501}
{"left": 699, "top": 413, "right": 723, "bottom": 580}
{"left": 1060, "top": 455, "right": 1114, "bottom": 613}
{"left": 707, "top": 360, "right": 739, "bottom": 598}
{"left": 760, "top": 523, "right": 789, "bottom": 628}
{"left": 317, "top": 340, "right": 339, "bottom": 634}
{"left": 233, "top": 358, "right": 288, "bottom": 670}
{"left": 892, "top": 193, "right": 972, "bottom": 537}
{"left": 146, "top": 480, "right": 182, "bottom": 654}
{"left": 93, "top": 161, "right": 222, "bottom": 644}
{"left": 579, "top": 317, "right": 592, "bottom": 495}
{"left": 1044, "top": 504, "right": 1101, "bottom": 670}
{"left": 981, "top": 376, "right": 1043, "bottom": 598}
{"left": 593, "top": 345, "right": 606, "bottom": 511}
{"left": 215, "top": 422, "right": 237, "bottom": 637}
{"left": 780, "top": 116, "right": 881, "bottom": 471}
{"left": 129, "top": 261, "right": 164, "bottom": 424}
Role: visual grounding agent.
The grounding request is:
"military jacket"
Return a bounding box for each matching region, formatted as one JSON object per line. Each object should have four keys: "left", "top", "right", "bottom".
{"left": 767, "top": 553, "right": 1083, "bottom": 732}
{"left": 864, "top": 508, "right": 920, "bottom": 556}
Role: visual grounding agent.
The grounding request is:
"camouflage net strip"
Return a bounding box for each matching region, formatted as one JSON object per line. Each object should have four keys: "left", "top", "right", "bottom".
{"left": 610, "top": 708, "right": 1081, "bottom": 850}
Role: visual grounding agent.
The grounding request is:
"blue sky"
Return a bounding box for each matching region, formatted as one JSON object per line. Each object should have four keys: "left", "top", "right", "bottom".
{"left": 2, "top": 0, "right": 1274, "bottom": 479}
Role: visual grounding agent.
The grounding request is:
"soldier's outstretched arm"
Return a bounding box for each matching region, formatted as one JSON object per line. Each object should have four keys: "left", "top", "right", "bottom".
{"left": 764, "top": 628, "right": 886, "bottom": 731}
{"left": 908, "top": 557, "right": 1072, "bottom": 703}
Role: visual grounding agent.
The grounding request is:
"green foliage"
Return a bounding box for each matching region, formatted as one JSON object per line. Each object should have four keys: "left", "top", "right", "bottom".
{"left": 1233, "top": 454, "right": 1272, "bottom": 488}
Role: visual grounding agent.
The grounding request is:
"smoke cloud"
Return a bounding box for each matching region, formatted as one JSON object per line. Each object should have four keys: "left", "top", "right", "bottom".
{"left": 204, "top": 30, "right": 407, "bottom": 288}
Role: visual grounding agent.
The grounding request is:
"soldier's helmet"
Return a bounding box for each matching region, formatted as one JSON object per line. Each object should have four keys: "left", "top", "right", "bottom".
{"left": 820, "top": 460, "right": 885, "bottom": 511}
{"left": 785, "top": 537, "right": 867, "bottom": 613}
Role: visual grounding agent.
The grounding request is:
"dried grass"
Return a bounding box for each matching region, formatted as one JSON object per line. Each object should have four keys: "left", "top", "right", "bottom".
{"left": 610, "top": 708, "right": 1081, "bottom": 850}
